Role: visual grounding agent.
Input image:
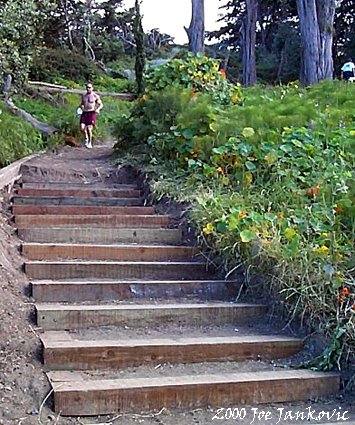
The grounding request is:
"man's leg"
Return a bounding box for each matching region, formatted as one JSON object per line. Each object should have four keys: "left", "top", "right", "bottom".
{"left": 86, "top": 124, "right": 93, "bottom": 148}
{"left": 80, "top": 123, "right": 88, "bottom": 144}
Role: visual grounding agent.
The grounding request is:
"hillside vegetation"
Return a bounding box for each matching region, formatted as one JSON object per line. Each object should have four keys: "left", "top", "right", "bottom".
{"left": 115, "top": 55, "right": 355, "bottom": 371}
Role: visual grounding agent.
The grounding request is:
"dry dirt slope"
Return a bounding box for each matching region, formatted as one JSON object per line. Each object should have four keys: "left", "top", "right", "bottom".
{"left": 0, "top": 145, "right": 354, "bottom": 425}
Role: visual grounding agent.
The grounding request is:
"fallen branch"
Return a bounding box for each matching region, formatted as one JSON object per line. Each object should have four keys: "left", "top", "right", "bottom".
{"left": 28, "top": 81, "right": 67, "bottom": 89}
{"left": 4, "top": 98, "right": 58, "bottom": 136}
{"left": 27, "top": 82, "right": 137, "bottom": 100}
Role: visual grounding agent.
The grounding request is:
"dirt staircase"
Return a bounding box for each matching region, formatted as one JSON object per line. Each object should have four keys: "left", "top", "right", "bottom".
{"left": 12, "top": 153, "right": 339, "bottom": 417}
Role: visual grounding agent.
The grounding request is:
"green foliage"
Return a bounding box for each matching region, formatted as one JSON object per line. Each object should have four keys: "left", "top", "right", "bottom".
{"left": 0, "top": 102, "right": 44, "bottom": 167}
{"left": 145, "top": 53, "right": 242, "bottom": 106}
{"left": 30, "top": 48, "right": 102, "bottom": 83}
{"left": 116, "top": 80, "right": 355, "bottom": 368}
{"left": 93, "top": 75, "right": 136, "bottom": 93}
{"left": 0, "top": 0, "right": 51, "bottom": 87}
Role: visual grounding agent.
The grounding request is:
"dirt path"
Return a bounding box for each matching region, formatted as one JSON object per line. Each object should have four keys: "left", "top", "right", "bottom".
{"left": 0, "top": 144, "right": 354, "bottom": 425}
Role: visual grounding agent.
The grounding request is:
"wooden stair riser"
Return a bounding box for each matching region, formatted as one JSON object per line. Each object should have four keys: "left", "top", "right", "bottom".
{"left": 26, "top": 261, "right": 208, "bottom": 280}
{"left": 12, "top": 205, "right": 155, "bottom": 216}
{"left": 12, "top": 196, "right": 144, "bottom": 206}
{"left": 18, "top": 228, "right": 182, "bottom": 244}
{"left": 51, "top": 372, "right": 339, "bottom": 416}
{"left": 16, "top": 215, "right": 169, "bottom": 228}
{"left": 32, "top": 280, "right": 240, "bottom": 303}
{"left": 43, "top": 338, "right": 303, "bottom": 370}
{"left": 17, "top": 188, "right": 141, "bottom": 198}
{"left": 23, "top": 244, "right": 197, "bottom": 261}
{"left": 36, "top": 304, "right": 268, "bottom": 330}
{"left": 20, "top": 183, "right": 138, "bottom": 189}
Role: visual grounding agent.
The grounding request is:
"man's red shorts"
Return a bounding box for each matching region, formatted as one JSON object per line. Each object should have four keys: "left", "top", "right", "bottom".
{"left": 80, "top": 111, "right": 97, "bottom": 126}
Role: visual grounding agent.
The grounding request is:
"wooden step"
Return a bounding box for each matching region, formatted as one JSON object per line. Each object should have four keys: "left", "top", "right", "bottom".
{"left": 12, "top": 195, "right": 144, "bottom": 206}
{"left": 16, "top": 214, "right": 169, "bottom": 228}
{"left": 31, "top": 279, "right": 240, "bottom": 302}
{"left": 12, "top": 205, "right": 155, "bottom": 216}
{"left": 42, "top": 332, "right": 304, "bottom": 370}
{"left": 25, "top": 260, "right": 208, "bottom": 280}
{"left": 16, "top": 187, "right": 141, "bottom": 198}
{"left": 18, "top": 227, "right": 182, "bottom": 244}
{"left": 23, "top": 243, "right": 198, "bottom": 261}
{"left": 21, "top": 182, "right": 138, "bottom": 189}
{"left": 49, "top": 369, "right": 339, "bottom": 416}
{"left": 36, "top": 302, "right": 268, "bottom": 330}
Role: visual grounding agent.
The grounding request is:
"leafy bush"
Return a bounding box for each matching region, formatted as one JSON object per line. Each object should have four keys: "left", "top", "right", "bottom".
{"left": 30, "top": 48, "right": 102, "bottom": 83}
{"left": 145, "top": 52, "right": 242, "bottom": 106}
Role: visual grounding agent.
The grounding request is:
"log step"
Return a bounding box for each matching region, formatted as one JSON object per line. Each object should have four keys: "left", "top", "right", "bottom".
{"left": 18, "top": 227, "right": 182, "bottom": 244}
{"left": 23, "top": 243, "right": 198, "bottom": 261}
{"left": 12, "top": 205, "right": 155, "bottom": 216}
{"left": 12, "top": 195, "right": 144, "bottom": 206}
{"left": 16, "top": 214, "right": 170, "bottom": 228}
{"left": 36, "top": 302, "right": 268, "bottom": 330}
{"left": 49, "top": 369, "right": 339, "bottom": 416}
{"left": 25, "top": 260, "right": 208, "bottom": 280}
{"left": 31, "top": 279, "right": 240, "bottom": 302}
{"left": 21, "top": 182, "right": 138, "bottom": 189}
{"left": 42, "top": 332, "right": 304, "bottom": 370}
{"left": 16, "top": 187, "right": 141, "bottom": 198}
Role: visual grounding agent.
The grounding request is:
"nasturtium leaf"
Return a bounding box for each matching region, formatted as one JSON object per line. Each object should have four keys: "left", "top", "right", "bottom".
{"left": 284, "top": 228, "right": 297, "bottom": 240}
{"left": 240, "top": 229, "right": 255, "bottom": 243}
{"left": 242, "top": 127, "right": 255, "bottom": 138}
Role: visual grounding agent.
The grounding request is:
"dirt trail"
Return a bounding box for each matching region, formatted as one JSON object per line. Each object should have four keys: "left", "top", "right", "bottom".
{"left": 0, "top": 144, "right": 354, "bottom": 425}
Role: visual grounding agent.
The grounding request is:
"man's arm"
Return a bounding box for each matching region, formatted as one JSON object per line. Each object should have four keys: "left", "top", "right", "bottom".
{"left": 95, "top": 95, "right": 103, "bottom": 113}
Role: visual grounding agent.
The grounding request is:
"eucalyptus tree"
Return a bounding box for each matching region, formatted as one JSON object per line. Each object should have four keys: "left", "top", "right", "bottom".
{"left": 212, "top": 0, "right": 298, "bottom": 85}
{"left": 186, "top": 0, "right": 205, "bottom": 52}
{"left": 296, "top": 0, "right": 337, "bottom": 85}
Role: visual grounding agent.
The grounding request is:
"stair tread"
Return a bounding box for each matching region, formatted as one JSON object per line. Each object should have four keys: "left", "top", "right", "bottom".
{"left": 49, "top": 369, "right": 338, "bottom": 390}
{"left": 26, "top": 260, "right": 206, "bottom": 265}
{"left": 31, "top": 278, "right": 234, "bottom": 284}
{"left": 42, "top": 333, "right": 302, "bottom": 347}
{"left": 24, "top": 243, "right": 192, "bottom": 249}
{"left": 36, "top": 301, "right": 267, "bottom": 310}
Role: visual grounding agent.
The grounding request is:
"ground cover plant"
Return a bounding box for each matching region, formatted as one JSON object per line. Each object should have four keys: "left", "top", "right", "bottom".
{"left": 0, "top": 102, "right": 44, "bottom": 167}
{"left": 115, "top": 55, "right": 355, "bottom": 371}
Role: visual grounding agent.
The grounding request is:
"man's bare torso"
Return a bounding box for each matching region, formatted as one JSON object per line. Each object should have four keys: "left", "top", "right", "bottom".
{"left": 82, "top": 92, "right": 99, "bottom": 112}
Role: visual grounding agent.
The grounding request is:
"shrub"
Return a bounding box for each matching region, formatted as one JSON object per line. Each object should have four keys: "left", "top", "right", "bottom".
{"left": 30, "top": 48, "right": 102, "bottom": 83}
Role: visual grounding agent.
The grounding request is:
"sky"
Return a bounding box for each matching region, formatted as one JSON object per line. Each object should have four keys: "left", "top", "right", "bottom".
{"left": 123, "top": 0, "right": 223, "bottom": 44}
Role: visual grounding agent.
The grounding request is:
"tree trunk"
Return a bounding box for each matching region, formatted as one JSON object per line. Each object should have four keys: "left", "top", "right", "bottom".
{"left": 240, "top": 0, "right": 257, "bottom": 86}
{"left": 186, "top": 0, "right": 205, "bottom": 53}
{"left": 317, "top": 0, "right": 336, "bottom": 79}
{"left": 296, "top": 0, "right": 336, "bottom": 85}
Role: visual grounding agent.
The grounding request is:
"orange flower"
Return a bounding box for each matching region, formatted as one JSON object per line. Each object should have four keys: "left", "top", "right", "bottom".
{"left": 305, "top": 183, "right": 321, "bottom": 199}
{"left": 277, "top": 213, "right": 284, "bottom": 219}
{"left": 334, "top": 205, "right": 344, "bottom": 213}
{"left": 239, "top": 210, "right": 248, "bottom": 218}
{"left": 341, "top": 287, "right": 350, "bottom": 297}
{"left": 217, "top": 166, "right": 224, "bottom": 174}
{"left": 219, "top": 69, "right": 226, "bottom": 78}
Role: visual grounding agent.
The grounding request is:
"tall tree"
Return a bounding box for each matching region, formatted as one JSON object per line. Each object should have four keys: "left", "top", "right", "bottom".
{"left": 240, "top": 0, "right": 257, "bottom": 86}
{"left": 296, "top": 0, "right": 336, "bottom": 85}
{"left": 134, "top": 0, "right": 145, "bottom": 95}
{"left": 186, "top": 0, "right": 205, "bottom": 52}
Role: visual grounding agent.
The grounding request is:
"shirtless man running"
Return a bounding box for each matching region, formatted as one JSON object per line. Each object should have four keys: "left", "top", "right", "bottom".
{"left": 79, "top": 82, "right": 103, "bottom": 149}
